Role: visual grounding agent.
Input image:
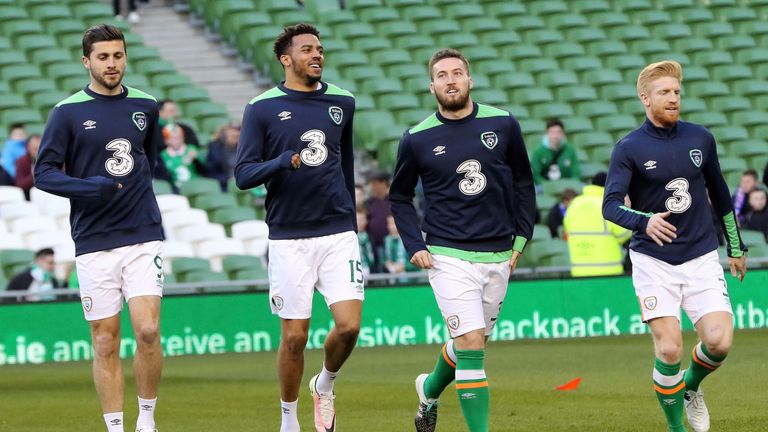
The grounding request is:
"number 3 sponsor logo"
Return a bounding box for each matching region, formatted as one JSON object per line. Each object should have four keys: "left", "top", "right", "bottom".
{"left": 456, "top": 159, "right": 487, "bottom": 195}
{"left": 299, "top": 129, "right": 328, "bottom": 166}
{"left": 664, "top": 177, "right": 692, "bottom": 213}
{"left": 105, "top": 138, "right": 134, "bottom": 176}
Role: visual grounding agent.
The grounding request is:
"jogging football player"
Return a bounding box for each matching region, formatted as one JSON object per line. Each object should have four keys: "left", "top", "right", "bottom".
{"left": 603, "top": 60, "right": 748, "bottom": 432}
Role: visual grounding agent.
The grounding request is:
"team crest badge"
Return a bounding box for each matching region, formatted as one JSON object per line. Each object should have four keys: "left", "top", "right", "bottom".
{"left": 82, "top": 296, "right": 93, "bottom": 312}
{"left": 132, "top": 112, "right": 147, "bottom": 131}
{"left": 643, "top": 296, "right": 657, "bottom": 311}
{"left": 689, "top": 149, "right": 702, "bottom": 167}
{"left": 271, "top": 296, "right": 284, "bottom": 311}
{"left": 480, "top": 131, "right": 498, "bottom": 149}
{"left": 446, "top": 315, "right": 460, "bottom": 331}
{"left": 329, "top": 106, "right": 343, "bottom": 125}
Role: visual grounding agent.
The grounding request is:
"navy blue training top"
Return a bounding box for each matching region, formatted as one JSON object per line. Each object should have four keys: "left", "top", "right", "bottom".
{"left": 389, "top": 103, "right": 536, "bottom": 258}
{"left": 234, "top": 82, "right": 356, "bottom": 239}
{"left": 603, "top": 118, "right": 745, "bottom": 265}
{"left": 35, "top": 85, "right": 164, "bottom": 256}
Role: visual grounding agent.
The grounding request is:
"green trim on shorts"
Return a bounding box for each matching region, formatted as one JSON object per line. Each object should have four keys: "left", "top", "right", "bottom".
{"left": 428, "top": 246, "right": 513, "bottom": 263}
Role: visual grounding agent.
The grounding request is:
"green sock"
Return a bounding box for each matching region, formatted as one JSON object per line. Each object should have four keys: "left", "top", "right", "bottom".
{"left": 424, "top": 340, "right": 456, "bottom": 400}
{"left": 455, "top": 349, "right": 489, "bottom": 432}
{"left": 684, "top": 342, "right": 726, "bottom": 391}
{"left": 653, "top": 358, "right": 687, "bottom": 432}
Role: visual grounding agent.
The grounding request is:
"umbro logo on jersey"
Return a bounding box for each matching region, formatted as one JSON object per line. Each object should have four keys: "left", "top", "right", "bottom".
{"left": 433, "top": 145, "right": 446, "bottom": 155}
{"left": 644, "top": 160, "right": 657, "bottom": 170}
{"left": 278, "top": 111, "right": 292, "bottom": 121}
{"left": 83, "top": 120, "right": 96, "bottom": 130}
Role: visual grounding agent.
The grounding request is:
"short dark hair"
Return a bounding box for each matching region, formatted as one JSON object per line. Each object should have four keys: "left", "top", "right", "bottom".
{"left": 592, "top": 172, "right": 608, "bottom": 187}
{"left": 35, "top": 248, "right": 54, "bottom": 259}
{"left": 82, "top": 24, "right": 126, "bottom": 58}
{"left": 8, "top": 123, "right": 25, "bottom": 134}
{"left": 743, "top": 169, "right": 759, "bottom": 179}
{"left": 561, "top": 188, "right": 578, "bottom": 201}
{"left": 428, "top": 48, "right": 470, "bottom": 80}
{"left": 546, "top": 118, "right": 565, "bottom": 131}
{"left": 368, "top": 170, "right": 391, "bottom": 183}
{"left": 273, "top": 23, "right": 320, "bottom": 62}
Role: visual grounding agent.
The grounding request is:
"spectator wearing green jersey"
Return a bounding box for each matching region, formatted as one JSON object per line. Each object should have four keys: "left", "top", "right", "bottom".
{"left": 356, "top": 206, "right": 375, "bottom": 278}
{"left": 531, "top": 118, "right": 581, "bottom": 187}
{"left": 160, "top": 124, "right": 205, "bottom": 189}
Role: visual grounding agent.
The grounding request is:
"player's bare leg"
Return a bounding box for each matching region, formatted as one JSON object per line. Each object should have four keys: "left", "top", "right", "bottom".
{"left": 451, "top": 329, "right": 489, "bottom": 432}
{"left": 278, "top": 318, "right": 309, "bottom": 431}
{"left": 91, "top": 313, "right": 125, "bottom": 431}
{"left": 648, "top": 317, "right": 686, "bottom": 432}
{"left": 129, "top": 296, "right": 162, "bottom": 431}
{"left": 309, "top": 300, "right": 361, "bottom": 432}
{"left": 683, "top": 311, "right": 733, "bottom": 432}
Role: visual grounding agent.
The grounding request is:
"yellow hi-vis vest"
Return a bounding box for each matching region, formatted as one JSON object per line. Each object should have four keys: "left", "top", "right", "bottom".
{"left": 563, "top": 185, "right": 631, "bottom": 277}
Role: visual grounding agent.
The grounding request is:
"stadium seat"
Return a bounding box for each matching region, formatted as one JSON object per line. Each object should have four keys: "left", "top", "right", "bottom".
{"left": 155, "top": 194, "right": 190, "bottom": 214}
{"left": 0, "top": 249, "right": 35, "bottom": 278}
{"left": 211, "top": 207, "right": 257, "bottom": 233}
{"left": 0, "top": 234, "right": 25, "bottom": 251}
{"left": 195, "top": 238, "right": 246, "bottom": 271}
{"left": 162, "top": 208, "right": 209, "bottom": 240}
{"left": 170, "top": 257, "right": 211, "bottom": 282}
{"left": 740, "top": 230, "right": 767, "bottom": 247}
{"left": 222, "top": 254, "right": 263, "bottom": 278}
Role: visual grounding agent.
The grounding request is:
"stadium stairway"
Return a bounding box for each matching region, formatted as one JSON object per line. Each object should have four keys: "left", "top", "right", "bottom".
{"left": 125, "top": 0, "right": 266, "bottom": 121}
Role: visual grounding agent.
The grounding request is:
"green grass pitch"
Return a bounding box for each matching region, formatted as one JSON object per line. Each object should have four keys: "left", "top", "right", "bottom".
{"left": 1, "top": 329, "right": 767, "bottom": 431}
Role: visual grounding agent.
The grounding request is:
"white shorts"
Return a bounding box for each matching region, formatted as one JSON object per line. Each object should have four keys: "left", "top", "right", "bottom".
{"left": 630, "top": 249, "right": 732, "bottom": 324}
{"left": 76, "top": 241, "right": 164, "bottom": 321}
{"left": 268, "top": 231, "right": 364, "bottom": 319}
{"left": 428, "top": 254, "right": 511, "bottom": 338}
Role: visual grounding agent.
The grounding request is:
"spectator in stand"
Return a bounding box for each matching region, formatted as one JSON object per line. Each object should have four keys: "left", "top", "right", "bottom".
{"left": 743, "top": 188, "right": 768, "bottom": 241}
{"left": 531, "top": 118, "right": 581, "bottom": 188}
{"left": 14, "top": 134, "right": 41, "bottom": 199}
{"left": 365, "top": 170, "right": 391, "bottom": 272}
{"left": 205, "top": 122, "right": 241, "bottom": 191}
{"left": 733, "top": 169, "right": 759, "bottom": 225}
{"left": 356, "top": 206, "right": 375, "bottom": 278}
{"left": 113, "top": 0, "right": 140, "bottom": 23}
{"left": 6, "top": 248, "right": 59, "bottom": 302}
{"left": 158, "top": 99, "right": 200, "bottom": 147}
{"left": 1, "top": 123, "right": 27, "bottom": 180}
{"left": 160, "top": 124, "right": 205, "bottom": 189}
{"left": 564, "top": 172, "right": 630, "bottom": 277}
{"left": 383, "top": 214, "right": 416, "bottom": 275}
{"left": 547, "top": 188, "right": 577, "bottom": 238}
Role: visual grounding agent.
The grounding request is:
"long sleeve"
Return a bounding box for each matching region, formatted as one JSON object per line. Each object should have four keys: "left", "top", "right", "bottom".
{"left": 34, "top": 107, "right": 118, "bottom": 201}
{"left": 507, "top": 117, "right": 536, "bottom": 252}
{"left": 234, "top": 103, "right": 294, "bottom": 190}
{"left": 702, "top": 134, "right": 746, "bottom": 257}
{"left": 389, "top": 133, "right": 426, "bottom": 258}
{"left": 143, "top": 103, "right": 161, "bottom": 176}
{"left": 603, "top": 142, "right": 652, "bottom": 232}
{"left": 341, "top": 104, "right": 357, "bottom": 230}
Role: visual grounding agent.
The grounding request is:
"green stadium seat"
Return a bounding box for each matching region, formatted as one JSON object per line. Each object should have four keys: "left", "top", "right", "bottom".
{"left": 0, "top": 249, "right": 35, "bottom": 279}
{"left": 1, "top": 20, "right": 45, "bottom": 41}
{"left": 1, "top": 108, "right": 43, "bottom": 125}
{"left": 711, "top": 65, "right": 753, "bottom": 81}
{"left": 737, "top": 20, "right": 768, "bottom": 37}
{"left": 0, "top": 6, "right": 28, "bottom": 22}
{"left": 152, "top": 179, "right": 173, "bottom": 195}
{"left": 736, "top": 48, "right": 768, "bottom": 66}
{"left": 396, "top": 109, "right": 432, "bottom": 127}
{"left": 527, "top": 1, "right": 567, "bottom": 16}
{"left": 729, "top": 140, "right": 768, "bottom": 164}
{"left": 233, "top": 268, "right": 268, "bottom": 284}
{"left": 673, "top": 37, "right": 714, "bottom": 55}
{"left": 482, "top": 2, "right": 526, "bottom": 18}
{"left": 558, "top": 85, "right": 598, "bottom": 103}
{"left": 718, "top": 157, "right": 748, "bottom": 176}
{"left": 740, "top": 230, "right": 767, "bottom": 247}
{"left": 134, "top": 60, "right": 176, "bottom": 77}
{"left": 460, "top": 16, "right": 503, "bottom": 33}
{"left": 387, "top": 63, "right": 424, "bottom": 81}
{"left": 70, "top": 2, "right": 113, "bottom": 23}
{"left": 473, "top": 59, "right": 516, "bottom": 77}
{"left": 672, "top": 7, "right": 713, "bottom": 24}
{"left": 399, "top": 4, "right": 440, "bottom": 22}
{"left": 369, "top": 48, "right": 412, "bottom": 68}
{"left": 581, "top": 68, "right": 622, "bottom": 87}
{"left": 608, "top": 25, "right": 651, "bottom": 42}
{"left": 709, "top": 126, "right": 750, "bottom": 145}
{"left": 570, "top": 0, "right": 611, "bottom": 14}
{"left": 360, "top": 78, "right": 403, "bottom": 97}
{"left": 442, "top": 3, "right": 484, "bottom": 19}
{"left": 548, "top": 13, "right": 589, "bottom": 30}
{"left": 493, "top": 72, "right": 535, "bottom": 91}
{"left": 576, "top": 101, "right": 618, "bottom": 120}
{"left": 600, "top": 83, "right": 637, "bottom": 103}
{"left": 220, "top": 12, "right": 271, "bottom": 44}
{"left": 179, "top": 177, "right": 222, "bottom": 201}
{"left": 603, "top": 54, "right": 645, "bottom": 72}
{"left": 732, "top": 111, "right": 768, "bottom": 129}
{"left": 694, "top": 21, "right": 734, "bottom": 38}
{"left": 560, "top": 116, "right": 592, "bottom": 134}
{"left": 417, "top": 18, "right": 462, "bottom": 37}
{"left": 222, "top": 255, "right": 263, "bottom": 278}
{"left": 171, "top": 257, "right": 212, "bottom": 283}
{"left": 0, "top": 92, "right": 26, "bottom": 112}
{"left": 45, "top": 63, "right": 84, "bottom": 84}
{"left": 469, "top": 89, "right": 508, "bottom": 107}
{"left": 595, "top": 115, "right": 637, "bottom": 135}
{"left": 503, "top": 15, "right": 545, "bottom": 33}
{"left": 692, "top": 50, "right": 734, "bottom": 67}
{"left": 344, "top": 65, "right": 385, "bottom": 83}
{"left": 532, "top": 103, "right": 573, "bottom": 120}
{"left": 537, "top": 70, "right": 578, "bottom": 88}
{"left": 733, "top": 80, "right": 768, "bottom": 97}
{"left": 617, "top": 98, "right": 644, "bottom": 117}
{"left": 561, "top": 56, "right": 603, "bottom": 74}
{"left": 687, "top": 112, "right": 728, "bottom": 128}
{"left": 211, "top": 207, "right": 257, "bottom": 231}
{"left": 0, "top": 51, "right": 28, "bottom": 68}
{"left": 629, "top": 39, "right": 672, "bottom": 57}
{"left": 479, "top": 30, "right": 522, "bottom": 48}
{"left": 586, "top": 40, "right": 627, "bottom": 59}
{"left": 688, "top": 81, "right": 730, "bottom": 100}
{"left": 377, "top": 93, "right": 420, "bottom": 111}
{"left": 718, "top": 35, "right": 756, "bottom": 51}
{"left": 755, "top": 95, "right": 768, "bottom": 111}
{"left": 545, "top": 42, "right": 585, "bottom": 60}
{"left": 15, "top": 78, "right": 58, "bottom": 97}
{"left": 461, "top": 46, "right": 498, "bottom": 63}
{"left": 345, "top": 0, "right": 384, "bottom": 11}
{"left": 523, "top": 29, "right": 564, "bottom": 47}
{"left": 513, "top": 87, "right": 554, "bottom": 105}
{"left": 195, "top": 193, "right": 238, "bottom": 213}
{"left": 518, "top": 58, "right": 559, "bottom": 75}
{"left": 709, "top": 96, "right": 752, "bottom": 116}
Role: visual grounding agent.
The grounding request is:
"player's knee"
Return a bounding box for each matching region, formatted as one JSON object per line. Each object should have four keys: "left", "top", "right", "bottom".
{"left": 281, "top": 331, "right": 309, "bottom": 354}
{"left": 135, "top": 323, "right": 160, "bottom": 346}
{"left": 92, "top": 333, "right": 120, "bottom": 358}
{"left": 701, "top": 324, "right": 732, "bottom": 357}
{"left": 333, "top": 321, "right": 360, "bottom": 344}
{"left": 656, "top": 340, "right": 683, "bottom": 363}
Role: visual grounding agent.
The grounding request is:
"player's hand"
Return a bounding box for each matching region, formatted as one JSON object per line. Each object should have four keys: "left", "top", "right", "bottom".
{"left": 645, "top": 211, "right": 677, "bottom": 246}
{"left": 729, "top": 254, "right": 747, "bottom": 282}
{"left": 290, "top": 153, "right": 301, "bottom": 169}
{"left": 510, "top": 251, "right": 521, "bottom": 274}
{"left": 410, "top": 250, "right": 433, "bottom": 269}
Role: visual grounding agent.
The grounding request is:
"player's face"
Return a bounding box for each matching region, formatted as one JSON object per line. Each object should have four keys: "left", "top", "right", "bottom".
{"left": 83, "top": 40, "right": 126, "bottom": 93}
{"left": 283, "top": 34, "right": 323, "bottom": 85}
{"left": 430, "top": 57, "right": 473, "bottom": 112}
{"left": 642, "top": 76, "right": 680, "bottom": 128}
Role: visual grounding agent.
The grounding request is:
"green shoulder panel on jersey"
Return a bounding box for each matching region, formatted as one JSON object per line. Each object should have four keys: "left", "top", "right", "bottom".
{"left": 476, "top": 104, "right": 510, "bottom": 119}
{"left": 55, "top": 90, "right": 93, "bottom": 107}
{"left": 325, "top": 82, "right": 354, "bottom": 98}
{"left": 126, "top": 86, "right": 157, "bottom": 101}
{"left": 409, "top": 113, "right": 442, "bottom": 135}
{"left": 250, "top": 87, "right": 287, "bottom": 104}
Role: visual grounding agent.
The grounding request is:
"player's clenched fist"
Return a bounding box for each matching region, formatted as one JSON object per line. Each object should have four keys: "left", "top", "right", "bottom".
{"left": 645, "top": 211, "right": 677, "bottom": 246}
{"left": 410, "top": 250, "right": 433, "bottom": 269}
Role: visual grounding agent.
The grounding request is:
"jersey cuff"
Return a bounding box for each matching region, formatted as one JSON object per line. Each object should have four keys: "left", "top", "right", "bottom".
{"left": 513, "top": 236, "right": 527, "bottom": 253}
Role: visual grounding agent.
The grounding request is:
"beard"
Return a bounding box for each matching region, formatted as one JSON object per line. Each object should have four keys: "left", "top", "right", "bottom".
{"left": 651, "top": 104, "right": 679, "bottom": 128}
{"left": 291, "top": 61, "right": 321, "bottom": 87}
{"left": 91, "top": 69, "right": 123, "bottom": 90}
{"left": 435, "top": 88, "right": 471, "bottom": 112}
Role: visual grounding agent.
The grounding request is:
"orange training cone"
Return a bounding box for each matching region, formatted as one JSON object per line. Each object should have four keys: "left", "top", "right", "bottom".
{"left": 555, "top": 377, "right": 582, "bottom": 391}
